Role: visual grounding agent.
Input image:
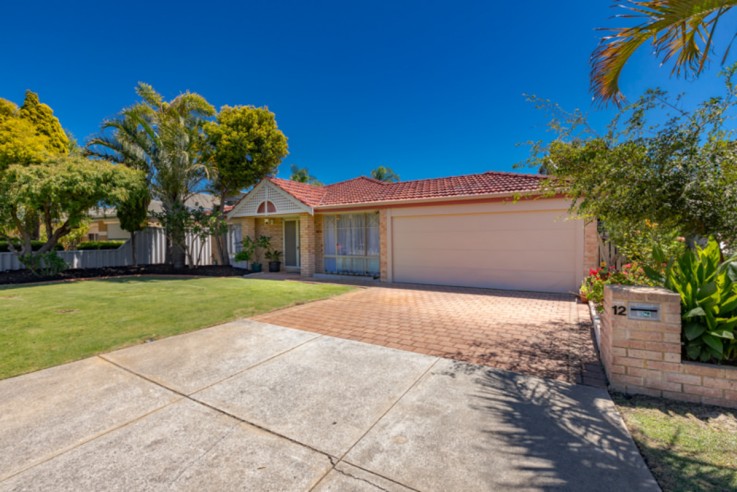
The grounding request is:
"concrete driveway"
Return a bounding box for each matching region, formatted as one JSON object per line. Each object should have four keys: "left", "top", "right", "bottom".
{"left": 256, "top": 283, "right": 606, "bottom": 386}
{"left": 0, "top": 320, "right": 657, "bottom": 491}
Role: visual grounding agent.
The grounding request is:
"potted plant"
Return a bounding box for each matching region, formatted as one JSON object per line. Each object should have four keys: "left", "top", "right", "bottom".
{"left": 234, "top": 235, "right": 271, "bottom": 273}
{"left": 251, "top": 235, "right": 272, "bottom": 273}
{"left": 266, "top": 249, "right": 282, "bottom": 272}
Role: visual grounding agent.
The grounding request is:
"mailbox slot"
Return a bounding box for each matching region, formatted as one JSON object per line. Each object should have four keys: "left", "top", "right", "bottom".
{"left": 628, "top": 303, "right": 660, "bottom": 321}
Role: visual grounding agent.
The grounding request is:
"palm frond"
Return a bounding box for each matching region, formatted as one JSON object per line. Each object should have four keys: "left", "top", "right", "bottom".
{"left": 591, "top": 0, "right": 737, "bottom": 105}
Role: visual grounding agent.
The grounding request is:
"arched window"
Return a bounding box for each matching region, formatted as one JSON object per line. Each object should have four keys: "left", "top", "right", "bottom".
{"left": 256, "top": 200, "right": 277, "bottom": 214}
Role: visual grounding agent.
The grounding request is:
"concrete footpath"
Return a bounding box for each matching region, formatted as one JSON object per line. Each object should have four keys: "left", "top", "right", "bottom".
{"left": 0, "top": 320, "right": 658, "bottom": 491}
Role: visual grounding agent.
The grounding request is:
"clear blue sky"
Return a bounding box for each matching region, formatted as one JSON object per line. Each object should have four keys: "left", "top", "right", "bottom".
{"left": 2, "top": 1, "right": 734, "bottom": 183}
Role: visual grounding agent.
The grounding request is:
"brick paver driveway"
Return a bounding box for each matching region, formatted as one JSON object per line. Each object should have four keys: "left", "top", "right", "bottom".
{"left": 254, "top": 283, "right": 605, "bottom": 386}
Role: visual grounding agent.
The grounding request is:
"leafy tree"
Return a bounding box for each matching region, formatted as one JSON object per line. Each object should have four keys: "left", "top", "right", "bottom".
{"left": 0, "top": 156, "right": 145, "bottom": 271}
{"left": 528, "top": 67, "right": 737, "bottom": 254}
{"left": 204, "top": 105, "right": 288, "bottom": 263}
{"left": 19, "top": 91, "right": 69, "bottom": 154}
{"left": 370, "top": 165, "right": 400, "bottom": 182}
{"left": 290, "top": 164, "right": 322, "bottom": 184}
{"left": 87, "top": 106, "right": 152, "bottom": 265}
{"left": 592, "top": 0, "right": 737, "bottom": 105}
{"left": 0, "top": 92, "right": 69, "bottom": 170}
{"left": 87, "top": 83, "right": 215, "bottom": 269}
{"left": 116, "top": 186, "right": 149, "bottom": 265}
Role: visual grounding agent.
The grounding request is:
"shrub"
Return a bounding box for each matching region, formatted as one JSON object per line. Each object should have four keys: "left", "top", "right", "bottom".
{"left": 76, "top": 240, "right": 125, "bottom": 250}
{"left": 649, "top": 238, "right": 737, "bottom": 363}
{"left": 580, "top": 263, "right": 655, "bottom": 310}
{"left": 19, "top": 251, "right": 68, "bottom": 277}
{"left": 0, "top": 241, "right": 63, "bottom": 253}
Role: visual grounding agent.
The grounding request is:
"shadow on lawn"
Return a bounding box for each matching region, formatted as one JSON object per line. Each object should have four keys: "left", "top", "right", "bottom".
{"left": 613, "top": 393, "right": 737, "bottom": 492}
{"left": 462, "top": 364, "right": 659, "bottom": 490}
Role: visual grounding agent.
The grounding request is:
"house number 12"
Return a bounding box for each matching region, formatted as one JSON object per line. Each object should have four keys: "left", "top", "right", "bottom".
{"left": 612, "top": 305, "right": 627, "bottom": 316}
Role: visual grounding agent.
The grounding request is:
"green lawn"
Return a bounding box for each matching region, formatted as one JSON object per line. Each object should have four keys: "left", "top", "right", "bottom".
{"left": 613, "top": 393, "right": 737, "bottom": 492}
{"left": 0, "top": 277, "right": 353, "bottom": 380}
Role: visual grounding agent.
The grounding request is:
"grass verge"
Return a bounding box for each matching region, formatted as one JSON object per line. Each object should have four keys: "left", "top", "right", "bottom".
{"left": 613, "top": 393, "right": 737, "bottom": 492}
{"left": 0, "top": 276, "right": 353, "bottom": 379}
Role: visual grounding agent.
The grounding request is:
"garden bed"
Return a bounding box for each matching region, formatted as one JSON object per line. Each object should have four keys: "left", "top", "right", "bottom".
{"left": 0, "top": 264, "right": 249, "bottom": 285}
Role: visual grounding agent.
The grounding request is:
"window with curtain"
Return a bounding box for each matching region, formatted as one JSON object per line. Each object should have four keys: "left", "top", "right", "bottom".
{"left": 323, "top": 213, "right": 380, "bottom": 276}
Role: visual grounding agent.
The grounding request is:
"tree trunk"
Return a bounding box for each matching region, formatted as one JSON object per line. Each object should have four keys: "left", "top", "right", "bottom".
{"left": 171, "top": 242, "right": 186, "bottom": 270}
{"left": 131, "top": 230, "right": 138, "bottom": 266}
{"left": 216, "top": 192, "right": 230, "bottom": 266}
{"left": 217, "top": 233, "right": 229, "bottom": 266}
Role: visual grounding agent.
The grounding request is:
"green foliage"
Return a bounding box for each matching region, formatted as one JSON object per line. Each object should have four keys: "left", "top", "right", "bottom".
{"left": 265, "top": 249, "right": 282, "bottom": 262}
{"left": 528, "top": 67, "right": 737, "bottom": 252}
{"left": 580, "top": 263, "right": 655, "bottom": 310}
{"left": 58, "top": 220, "right": 90, "bottom": 251}
{"left": 116, "top": 185, "right": 149, "bottom": 237}
{"left": 370, "top": 166, "right": 400, "bottom": 182}
{"left": 290, "top": 164, "right": 322, "bottom": 185}
{"left": 86, "top": 83, "right": 216, "bottom": 269}
{"left": 19, "top": 91, "right": 69, "bottom": 155}
{"left": 591, "top": 0, "right": 737, "bottom": 105}
{"left": 234, "top": 235, "right": 271, "bottom": 265}
{"left": 650, "top": 238, "right": 737, "bottom": 363}
{"left": 205, "top": 105, "right": 288, "bottom": 197}
{"left": 0, "top": 92, "right": 69, "bottom": 170}
{"left": 0, "top": 240, "right": 62, "bottom": 253}
{"left": 602, "top": 220, "right": 686, "bottom": 271}
{"left": 0, "top": 155, "right": 145, "bottom": 257}
{"left": 76, "top": 240, "right": 126, "bottom": 250}
{"left": 203, "top": 105, "right": 287, "bottom": 266}
{"left": 19, "top": 251, "right": 67, "bottom": 277}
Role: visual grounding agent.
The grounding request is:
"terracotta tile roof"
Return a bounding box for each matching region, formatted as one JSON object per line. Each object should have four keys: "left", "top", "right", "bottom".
{"left": 267, "top": 177, "right": 328, "bottom": 207}
{"left": 267, "top": 171, "right": 546, "bottom": 208}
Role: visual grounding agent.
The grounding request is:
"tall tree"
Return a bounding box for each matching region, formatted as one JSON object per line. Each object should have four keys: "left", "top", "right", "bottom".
{"left": 370, "top": 165, "right": 400, "bottom": 182}
{"left": 204, "top": 105, "right": 288, "bottom": 263}
{"left": 19, "top": 91, "right": 69, "bottom": 154}
{"left": 290, "top": 164, "right": 321, "bottom": 184}
{"left": 87, "top": 83, "right": 215, "bottom": 269}
{"left": 591, "top": 0, "right": 737, "bottom": 105}
{"left": 87, "top": 110, "right": 152, "bottom": 265}
{"left": 0, "top": 92, "right": 68, "bottom": 169}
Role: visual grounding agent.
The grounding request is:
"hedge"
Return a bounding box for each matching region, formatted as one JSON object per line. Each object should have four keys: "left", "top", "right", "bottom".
{"left": 0, "top": 241, "right": 64, "bottom": 253}
{"left": 76, "top": 240, "right": 126, "bottom": 250}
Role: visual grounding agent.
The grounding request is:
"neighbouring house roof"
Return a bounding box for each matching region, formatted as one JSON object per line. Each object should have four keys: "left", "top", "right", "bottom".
{"left": 88, "top": 193, "right": 219, "bottom": 220}
{"left": 265, "top": 171, "right": 546, "bottom": 208}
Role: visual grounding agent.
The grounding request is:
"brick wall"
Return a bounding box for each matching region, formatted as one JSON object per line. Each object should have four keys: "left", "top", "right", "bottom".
{"left": 314, "top": 215, "right": 324, "bottom": 274}
{"left": 601, "top": 285, "right": 737, "bottom": 408}
{"left": 238, "top": 217, "right": 256, "bottom": 241}
{"left": 379, "top": 209, "right": 388, "bottom": 282}
{"left": 299, "top": 214, "right": 316, "bottom": 277}
{"left": 583, "top": 220, "right": 598, "bottom": 273}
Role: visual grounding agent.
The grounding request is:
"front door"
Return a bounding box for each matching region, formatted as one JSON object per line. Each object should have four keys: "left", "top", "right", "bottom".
{"left": 284, "top": 220, "right": 300, "bottom": 271}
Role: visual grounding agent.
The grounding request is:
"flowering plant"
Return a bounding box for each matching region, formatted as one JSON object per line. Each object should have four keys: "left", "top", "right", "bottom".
{"left": 580, "top": 262, "right": 657, "bottom": 310}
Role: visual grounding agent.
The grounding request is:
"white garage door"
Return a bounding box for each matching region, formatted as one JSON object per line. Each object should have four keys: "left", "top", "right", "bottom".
{"left": 391, "top": 207, "right": 582, "bottom": 293}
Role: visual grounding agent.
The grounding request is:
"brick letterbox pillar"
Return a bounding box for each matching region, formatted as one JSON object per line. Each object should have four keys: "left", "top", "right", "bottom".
{"left": 601, "top": 285, "right": 683, "bottom": 396}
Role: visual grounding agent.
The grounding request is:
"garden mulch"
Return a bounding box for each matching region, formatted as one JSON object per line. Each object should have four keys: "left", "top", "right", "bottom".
{"left": 0, "top": 264, "right": 249, "bottom": 286}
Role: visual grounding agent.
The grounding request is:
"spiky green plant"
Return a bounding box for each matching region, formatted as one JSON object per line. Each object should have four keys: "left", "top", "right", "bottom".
{"left": 592, "top": 0, "right": 737, "bottom": 105}
{"left": 87, "top": 83, "right": 215, "bottom": 268}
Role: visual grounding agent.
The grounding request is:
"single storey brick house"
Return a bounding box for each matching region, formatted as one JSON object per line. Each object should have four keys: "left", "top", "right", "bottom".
{"left": 228, "top": 171, "right": 598, "bottom": 293}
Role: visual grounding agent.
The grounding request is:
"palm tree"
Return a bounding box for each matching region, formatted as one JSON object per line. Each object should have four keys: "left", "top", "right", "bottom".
{"left": 290, "top": 164, "right": 322, "bottom": 185}
{"left": 370, "top": 165, "right": 400, "bottom": 182}
{"left": 87, "top": 83, "right": 215, "bottom": 269}
{"left": 591, "top": 0, "right": 737, "bottom": 105}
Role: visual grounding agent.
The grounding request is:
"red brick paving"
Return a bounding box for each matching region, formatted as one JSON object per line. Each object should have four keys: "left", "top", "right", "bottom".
{"left": 253, "top": 283, "right": 605, "bottom": 386}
